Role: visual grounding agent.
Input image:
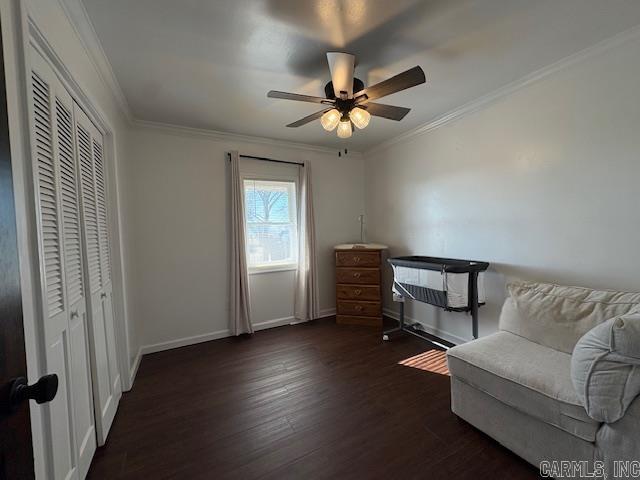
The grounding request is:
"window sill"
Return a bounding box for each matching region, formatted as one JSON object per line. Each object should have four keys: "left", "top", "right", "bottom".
{"left": 249, "top": 264, "right": 298, "bottom": 275}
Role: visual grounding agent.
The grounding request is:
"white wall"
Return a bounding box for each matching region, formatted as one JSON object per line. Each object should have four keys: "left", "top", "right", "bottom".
{"left": 365, "top": 32, "right": 640, "bottom": 344}
{"left": 126, "top": 126, "right": 365, "bottom": 351}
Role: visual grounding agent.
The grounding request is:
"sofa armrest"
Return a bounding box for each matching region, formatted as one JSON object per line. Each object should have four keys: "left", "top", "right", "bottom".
{"left": 621, "top": 394, "right": 640, "bottom": 421}
{"left": 596, "top": 395, "right": 640, "bottom": 475}
{"left": 571, "top": 315, "right": 640, "bottom": 423}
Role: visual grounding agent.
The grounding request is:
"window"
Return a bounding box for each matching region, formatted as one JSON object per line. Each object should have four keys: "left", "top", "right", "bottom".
{"left": 244, "top": 179, "right": 298, "bottom": 272}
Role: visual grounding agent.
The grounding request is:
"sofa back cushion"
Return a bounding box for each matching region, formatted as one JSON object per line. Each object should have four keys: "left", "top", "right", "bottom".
{"left": 499, "top": 282, "right": 640, "bottom": 354}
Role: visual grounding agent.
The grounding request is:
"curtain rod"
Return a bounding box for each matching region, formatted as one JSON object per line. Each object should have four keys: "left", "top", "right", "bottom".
{"left": 227, "top": 152, "right": 304, "bottom": 167}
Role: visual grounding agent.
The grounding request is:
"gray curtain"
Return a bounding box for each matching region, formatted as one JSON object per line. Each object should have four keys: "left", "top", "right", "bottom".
{"left": 294, "top": 160, "right": 319, "bottom": 321}
{"left": 229, "top": 151, "right": 253, "bottom": 335}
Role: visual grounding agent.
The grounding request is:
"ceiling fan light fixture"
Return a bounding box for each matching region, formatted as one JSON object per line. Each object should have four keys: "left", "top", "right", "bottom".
{"left": 320, "top": 109, "right": 341, "bottom": 131}
{"left": 349, "top": 107, "right": 370, "bottom": 129}
{"left": 336, "top": 119, "right": 353, "bottom": 138}
{"left": 267, "top": 52, "right": 426, "bottom": 137}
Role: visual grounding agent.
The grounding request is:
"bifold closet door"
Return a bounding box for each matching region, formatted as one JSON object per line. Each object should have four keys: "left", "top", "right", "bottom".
{"left": 30, "top": 49, "right": 96, "bottom": 479}
{"left": 74, "top": 104, "right": 121, "bottom": 445}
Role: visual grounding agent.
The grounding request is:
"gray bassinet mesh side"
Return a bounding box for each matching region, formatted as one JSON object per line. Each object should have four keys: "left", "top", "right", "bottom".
{"left": 392, "top": 282, "right": 449, "bottom": 308}
{"left": 392, "top": 264, "right": 485, "bottom": 310}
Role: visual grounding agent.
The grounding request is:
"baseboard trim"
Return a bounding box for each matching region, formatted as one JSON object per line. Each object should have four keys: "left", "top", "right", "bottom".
{"left": 285, "top": 308, "right": 336, "bottom": 325}
{"left": 252, "top": 316, "right": 294, "bottom": 331}
{"left": 127, "top": 348, "right": 142, "bottom": 390}
{"left": 318, "top": 307, "right": 336, "bottom": 318}
{"left": 140, "top": 328, "right": 231, "bottom": 356}
{"left": 288, "top": 319, "right": 308, "bottom": 325}
{"left": 137, "top": 307, "right": 339, "bottom": 359}
{"left": 383, "top": 307, "right": 469, "bottom": 345}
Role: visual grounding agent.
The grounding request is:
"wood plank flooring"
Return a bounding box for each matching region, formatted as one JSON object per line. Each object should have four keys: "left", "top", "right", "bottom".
{"left": 88, "top": 318, "right": 540, "bottom": 479}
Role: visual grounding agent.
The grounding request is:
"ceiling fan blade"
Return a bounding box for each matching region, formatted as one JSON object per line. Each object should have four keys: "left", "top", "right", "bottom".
{"left": 354, "top": 66, "right": 425, "bottom": 102}
{"left": 362, "top": 103, "right": 411, "bottom": 121}
{"left": 267, "top": 90, "right": 333, "bottom": 105}
{"left": 326, "top": 52, "right": 355, "bottom": 98}
{"left": 286, "top": 109, "right": 331, "bottom": 128}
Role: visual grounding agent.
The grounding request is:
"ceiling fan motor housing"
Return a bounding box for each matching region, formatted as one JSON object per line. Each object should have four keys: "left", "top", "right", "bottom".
{"left": 324, "top": 78, "right": 365, "bottom": 101}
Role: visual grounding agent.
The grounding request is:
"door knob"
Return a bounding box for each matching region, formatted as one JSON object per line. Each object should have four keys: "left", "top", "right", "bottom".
{"left": 9, "top": 374, "right": 58, "bottom": 411}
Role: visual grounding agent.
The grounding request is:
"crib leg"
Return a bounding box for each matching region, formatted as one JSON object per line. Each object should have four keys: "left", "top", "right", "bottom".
{"left": 470, "top": 271, "right": 479, "bottom": 339}
{"left": 472, "top": 313, "right": 478, "bottom": 339}
{"left": 383, "top": 299, "right": 405, "bottom": 341}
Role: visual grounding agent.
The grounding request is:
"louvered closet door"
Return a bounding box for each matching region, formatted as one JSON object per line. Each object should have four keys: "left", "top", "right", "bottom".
{"left": 75, "top": 104, "right": 121, "bottom": 445}
{"left": 93, "top": 129, "right": 120, "bottom": 408}
{"left": 30, "top": 49, "right": 96, "bottom": 480}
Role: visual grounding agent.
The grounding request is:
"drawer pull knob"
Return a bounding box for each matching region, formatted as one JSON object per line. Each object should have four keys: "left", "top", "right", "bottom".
{"left": 354, "top": 289, "right": 362, "bottom": 296}
{"left": 353, "top": 272, "right": 361, "bottom": 278}
{"left": 353, "top": 256, "right": 361, "bottom": 263}
{"left": 354, "top": 305, "right": 363, "bottom": 311}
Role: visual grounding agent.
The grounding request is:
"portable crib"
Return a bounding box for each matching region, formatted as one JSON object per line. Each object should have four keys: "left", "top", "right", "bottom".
{"left": 384, "top": 256, "right": 490, "bottom": 345}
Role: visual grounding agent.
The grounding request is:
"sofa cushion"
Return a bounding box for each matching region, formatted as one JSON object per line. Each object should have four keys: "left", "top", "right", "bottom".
{"left": 499, "top": 282, "right": 640, "bottom": 354}
{"left": 447, "top": 331, "right": 600, "bottom": 442}
{"left": 571, "top": 313, "right": 640, "bottom": 423}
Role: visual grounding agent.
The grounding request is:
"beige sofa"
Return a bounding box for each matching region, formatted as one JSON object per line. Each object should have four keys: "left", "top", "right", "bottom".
{"left": 447, "top": 282, "right": 640, "bottom": 479}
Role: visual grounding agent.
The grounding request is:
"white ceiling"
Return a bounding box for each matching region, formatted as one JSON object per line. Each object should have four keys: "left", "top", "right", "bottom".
{"left": 82, "top": 0, "right": 640, "bottom": 151}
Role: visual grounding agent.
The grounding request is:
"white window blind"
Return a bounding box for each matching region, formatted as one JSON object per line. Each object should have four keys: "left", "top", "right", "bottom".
{"left": 244, "top": 179, "right": 298, "bottom": 271}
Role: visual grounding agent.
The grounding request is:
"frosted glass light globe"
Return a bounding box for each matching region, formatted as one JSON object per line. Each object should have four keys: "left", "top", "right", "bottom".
{"left": 320, "top": 109, "right": 341, "bottom": 131}
{"left": 349, "top": 107, "right": 371, "bottom": 129}
{"left": 336, "top": 119, "right": 353, "bottom": 138}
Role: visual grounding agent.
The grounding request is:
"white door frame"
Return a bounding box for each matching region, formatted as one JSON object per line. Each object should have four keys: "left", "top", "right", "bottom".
{"left": 2, "top": 1, "right": 133, "bottom": 476}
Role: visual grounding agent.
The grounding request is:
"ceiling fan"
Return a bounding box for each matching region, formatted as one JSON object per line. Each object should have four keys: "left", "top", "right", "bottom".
{"left": 267, "top": 52, "right": 426, "bottom": 139}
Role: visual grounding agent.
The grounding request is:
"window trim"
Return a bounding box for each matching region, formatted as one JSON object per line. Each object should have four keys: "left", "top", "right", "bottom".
{"left": 248, "top": 262, "right": 298, "bottom": 275}
{"left": 242, "top": 176, "right": 299, "bottom": 274}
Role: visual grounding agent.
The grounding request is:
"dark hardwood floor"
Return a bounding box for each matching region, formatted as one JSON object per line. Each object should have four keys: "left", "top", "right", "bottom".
{"left": 88, "top": 318, "right": 540, "bottom": 479}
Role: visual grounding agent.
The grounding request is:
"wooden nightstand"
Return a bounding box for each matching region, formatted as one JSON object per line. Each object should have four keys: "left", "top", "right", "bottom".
{"left": 335, "top": 245, "right": 387, "bottom": 327}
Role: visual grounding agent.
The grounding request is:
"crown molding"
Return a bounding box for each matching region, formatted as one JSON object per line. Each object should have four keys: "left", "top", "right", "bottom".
{"left": 53, "top": 0, "right": 640, "bottom": 157}
{"left": 132, "top": 119, "right": 362, "bottom": 156}
{"left": 364, "top": 23, "right": 640, "bottom": 157}
{"left": 51, "top": 0, "right": 352, "bottom": 155}
{"left": 56, "top": 0, "right": 133, "bottom": 122}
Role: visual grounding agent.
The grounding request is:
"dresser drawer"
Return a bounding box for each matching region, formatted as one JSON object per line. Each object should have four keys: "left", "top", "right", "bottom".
{"left": 336, "top": 284, "right": 380, "bottom": 301}
{"left": 336, "top": 251, "right": 380, "bottom": 267}
{"left": 337, "top": 300, "right": 381, "bottom": 317}
{"left": 336, "top": 267, "right": 380, "bottom": 285}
